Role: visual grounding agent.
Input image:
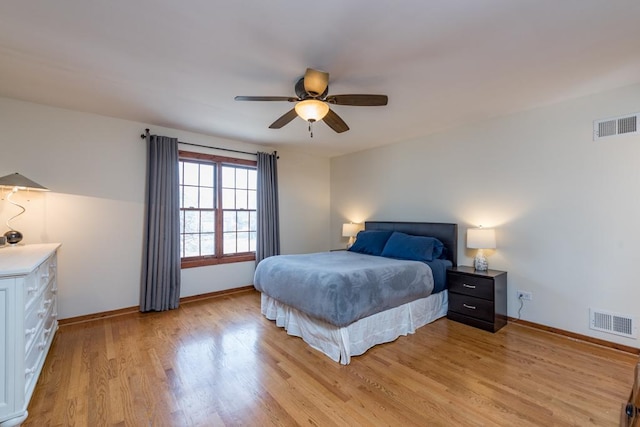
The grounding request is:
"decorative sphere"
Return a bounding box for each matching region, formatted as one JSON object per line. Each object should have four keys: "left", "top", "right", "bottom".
{"left": 4, "top": 230, "right": 23, "bottom": 245}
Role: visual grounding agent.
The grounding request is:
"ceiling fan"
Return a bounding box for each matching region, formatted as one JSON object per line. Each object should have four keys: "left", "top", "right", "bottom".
{"left": 235, "top": 68, "right": 388, "bottom": 136}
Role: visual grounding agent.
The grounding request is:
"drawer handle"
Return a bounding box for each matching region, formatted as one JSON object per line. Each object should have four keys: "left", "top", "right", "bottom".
{"left": 27, "top": 286, "right": 38, "bottom": 294}
{"left": 38, "top": 309, "right": 47, "bottom": 318}
{"left": 52, "top": 288, "right": 58, "bottom": 295}
{"left": 38, "top": 341, "right": 47, "bottom": 351}
{"left": 25, "top": 367, "right": 37, "bottom": 376}
{"left": 463, "top": 303, "right": 477, "bottom": 310}
{"left": 25, "top": 327, "right": 37, "bottom": 337}
{"left": 44, "top": 326, "right": 53, "bottom": 336}
{"left": 52, "top": 313, "right": 58, "bottom": 319}
{"left": 463, "top": 283, "right": 476, "bottom": 289}
{"left": 42, "top": 272, "right": 50, "bottom": 279}
{"left": 44, "top": 298, "right": 53, "bottom": 307}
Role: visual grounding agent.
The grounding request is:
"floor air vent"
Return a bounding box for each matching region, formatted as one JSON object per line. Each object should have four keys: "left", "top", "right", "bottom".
{"left": 593, "top": 113, "right": 639, "bottom": 140}
{"left": 589, "top": 308, "right": 637, "bottom": 339}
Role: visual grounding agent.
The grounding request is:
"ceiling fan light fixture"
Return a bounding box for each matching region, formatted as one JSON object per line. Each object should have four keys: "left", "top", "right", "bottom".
{"left": 295, "top": 99, "right": 329, "bottom": 122}
{"left": 303, "top": 68, "right": 329, "bottom": 96}
{"left": 235, "top": 67, "right": 387, "bottom": 133}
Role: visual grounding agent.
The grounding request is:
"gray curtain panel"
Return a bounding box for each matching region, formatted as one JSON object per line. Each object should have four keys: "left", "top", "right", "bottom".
{"left": 140, "top": 134, "right": 181, "bottom": 312}
{"left": 256, "top": 152, "right": 280, "bottom": 263}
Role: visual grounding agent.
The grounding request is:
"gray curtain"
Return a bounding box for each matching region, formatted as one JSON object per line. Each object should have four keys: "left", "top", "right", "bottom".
{"left": 256, "top": 152, "right": 280, "bottom": 263}
{"left": 140, "top": 134, "right": 181, "bottom": 312}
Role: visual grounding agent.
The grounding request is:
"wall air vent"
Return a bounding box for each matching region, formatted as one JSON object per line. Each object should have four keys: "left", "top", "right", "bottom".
{"left": 593, "top": 113, "right": 639, "bottom": 140}
{"left": 589, "top": 308, "right": 637, "bottom": 339}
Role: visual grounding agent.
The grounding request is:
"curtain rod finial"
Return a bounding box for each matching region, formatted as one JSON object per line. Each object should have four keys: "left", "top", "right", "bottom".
{"left": 141, "top": 128, "right": 150, "bottom": 139}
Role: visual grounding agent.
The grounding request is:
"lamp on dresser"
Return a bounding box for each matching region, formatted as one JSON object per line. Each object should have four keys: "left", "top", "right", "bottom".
{"left": 467, "top": 226, "right": 496, "bottom": 271}
{"left": 0, "top": 173, "right": 49, "bottom": 245}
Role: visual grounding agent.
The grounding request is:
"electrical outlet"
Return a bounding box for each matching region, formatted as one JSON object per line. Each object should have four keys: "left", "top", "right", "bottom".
{"left": 517, "top": 290, "right": 532, "bottom": 301}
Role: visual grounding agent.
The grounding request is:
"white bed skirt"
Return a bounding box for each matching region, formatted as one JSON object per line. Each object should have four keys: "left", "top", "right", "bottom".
{"left": 261, "top": 290, "right": 448, "bottom": 365}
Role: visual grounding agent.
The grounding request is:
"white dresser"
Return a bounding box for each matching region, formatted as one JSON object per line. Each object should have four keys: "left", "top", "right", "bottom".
{"left": 0, "top": 243, "right": 61, "bottom": 427}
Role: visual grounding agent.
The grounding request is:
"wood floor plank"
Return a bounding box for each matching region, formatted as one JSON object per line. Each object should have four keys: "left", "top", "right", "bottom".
{"left": 23, "top": 290, "right": 637, "bottom": 426}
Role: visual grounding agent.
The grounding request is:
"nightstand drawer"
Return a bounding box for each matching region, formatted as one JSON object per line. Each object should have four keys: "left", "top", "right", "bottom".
{"left": 448, "top": 294, "right": 494, "bottom": 323}
{"left": 447, "top": 273, "right": 494, "bottom": 300}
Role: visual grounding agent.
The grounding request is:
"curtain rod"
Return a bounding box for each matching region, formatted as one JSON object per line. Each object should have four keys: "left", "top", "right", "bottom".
{"left": 140, "top": 129, "right": 277, "bottom": 157}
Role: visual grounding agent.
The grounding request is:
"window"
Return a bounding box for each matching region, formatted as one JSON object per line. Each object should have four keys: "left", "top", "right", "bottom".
{"left": 179, "top": 150, "right": 257, "bottom": 268}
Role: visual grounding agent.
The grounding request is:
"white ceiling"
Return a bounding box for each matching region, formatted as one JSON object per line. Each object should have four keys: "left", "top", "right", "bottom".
{"left": 1, "top": 1, "right": 639, "bottom": 157}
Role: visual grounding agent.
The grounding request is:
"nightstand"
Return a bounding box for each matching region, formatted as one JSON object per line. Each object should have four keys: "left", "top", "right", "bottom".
{"left": 446, "top": 266, "right": 507, "bottom": 332}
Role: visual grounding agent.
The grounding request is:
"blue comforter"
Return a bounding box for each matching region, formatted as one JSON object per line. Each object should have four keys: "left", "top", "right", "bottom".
{"left": 254, "top": 251, "right": 441, "bottom": 327}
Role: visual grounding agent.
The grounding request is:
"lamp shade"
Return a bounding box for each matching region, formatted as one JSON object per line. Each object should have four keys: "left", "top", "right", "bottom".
{"left": 467, "top": 227, "right": 496, "bottom": 249}
{"left": 0, "top": 173, "right": 49, "bottom": 191}
{"left": 342, "top": 223, "right": 360, "bottom": 238}
{"left": 295, "top": 99, "right": 329, "bottom": 122}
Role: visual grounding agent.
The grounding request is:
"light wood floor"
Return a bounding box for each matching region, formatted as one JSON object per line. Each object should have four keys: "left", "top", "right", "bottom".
{"left": 25, "top": 290, "right": 636, "bottom": 426}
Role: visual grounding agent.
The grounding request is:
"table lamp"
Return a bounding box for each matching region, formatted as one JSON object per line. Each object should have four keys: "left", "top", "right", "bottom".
{"left": 0, "top": 173, "right": 49, "bottom": 245}
{"left": 342, "top": 223, "right": 359, "bottom": 249}
{"left": 467, "top": 226, "right": 496, "bottom": 271}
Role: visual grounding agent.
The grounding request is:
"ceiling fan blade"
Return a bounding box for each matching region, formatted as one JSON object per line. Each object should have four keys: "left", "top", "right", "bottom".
{"left": 323, "top": 109, "right": 349, "bottom": 133}
{"left": 304, "top": 68, "right": 329, "bottom": 97}
{"left": 269, "top": 108, "right": 299, "bottom": 129}
{"left": 235, "top": 96, "right": 297, "bottom": 102}
{"left": 325, "top": 94, "right": 388, "bottom": 106}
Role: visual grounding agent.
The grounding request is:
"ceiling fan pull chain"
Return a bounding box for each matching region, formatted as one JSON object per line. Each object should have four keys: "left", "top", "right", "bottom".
{"left": 309, "top": 121, "right": 313, "bottom": 138}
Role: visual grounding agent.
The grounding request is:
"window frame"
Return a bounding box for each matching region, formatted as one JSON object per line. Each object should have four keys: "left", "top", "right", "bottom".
{"left": 179, "top": 150, "right": 257, "bottom": 269}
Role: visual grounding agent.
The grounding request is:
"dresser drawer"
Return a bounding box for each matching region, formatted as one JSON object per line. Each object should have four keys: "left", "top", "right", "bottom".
{"left": 23, "top": 254, "right": 56, "bottom": 311}
{"left": 447, "top": 272, "right": 494, "bottom": 300}
{"left": 41, "top": 280, "right": 56, "bottom": 318}
{"left": 41, "top": 301, "right": 57, "bottom": 350}
{"left": 24, "top": 282, "right": 56, "bottom": 353}
{"left": 24, "top": 305, "right": 56, "bottom": 396}
{"left": 24, "top": 328, "right": 47, "bottom": 394}
{"left": 448, "top": 294, "right": 495, "bottom": 323}
{"left": 24, "top": 298, "right": 44, "bottom": 352}
{"left": 23, "top": 271, "right": 39, "bottom": 311}
{"left": 42, "top": 303, "right": 57, "bottom": 343}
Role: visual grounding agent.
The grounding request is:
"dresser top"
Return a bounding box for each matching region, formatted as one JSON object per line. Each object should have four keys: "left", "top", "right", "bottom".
{"left": 0, "top": 243, "right": 61, "bottom": 276}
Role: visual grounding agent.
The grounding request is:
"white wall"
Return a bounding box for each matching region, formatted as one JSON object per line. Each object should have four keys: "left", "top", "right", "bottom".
{"left": 278, "top": 151, "right": 331, "bottom": 254}
{"left": 330, "top": 83, "right": 640, "bottom": 348}
{"left": 0, "top": 97, "right": 331, "bottom": 319}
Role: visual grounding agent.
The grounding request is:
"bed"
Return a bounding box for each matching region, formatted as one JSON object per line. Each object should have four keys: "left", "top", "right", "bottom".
{"left": 253, "top": 221, "right": 458, "bottom": 364}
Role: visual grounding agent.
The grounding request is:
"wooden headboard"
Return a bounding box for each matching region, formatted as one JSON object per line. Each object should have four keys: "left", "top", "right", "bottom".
{"left": 365, "top": 221, "right": 458, "bottom": 267}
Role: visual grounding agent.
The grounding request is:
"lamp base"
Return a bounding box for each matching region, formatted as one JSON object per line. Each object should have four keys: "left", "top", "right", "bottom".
{"left": 474, "top": 250, "right": 488, "bottom": 271}
{"left": 346, "top": 236, "right": 355, "bottom": 249}
{"left": 4, "top": 230, "right": 23, "bottom": 245}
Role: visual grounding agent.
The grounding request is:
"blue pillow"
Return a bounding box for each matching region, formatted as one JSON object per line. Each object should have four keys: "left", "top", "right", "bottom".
{"left": 380, "top": 232, "right": 444, "bottom": 262}
{"left": 348, "top": 230, "right": 393, "bottom": 256}
{"left": 436, "top": 245, "right": 447, "bottom": 260}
